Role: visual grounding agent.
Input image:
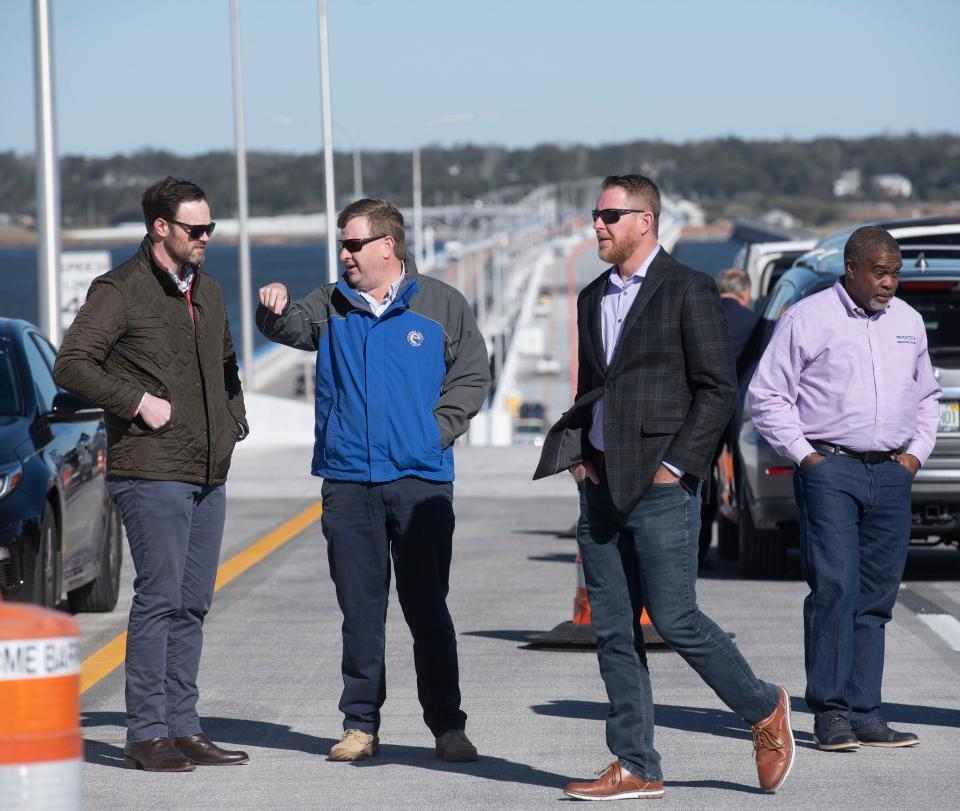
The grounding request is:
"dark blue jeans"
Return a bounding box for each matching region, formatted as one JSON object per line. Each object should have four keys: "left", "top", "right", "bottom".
{"left": 794, "top": 455, "right": 912, "bottom": 730}
{"left": 578, "top": 476, "right": 779, "bottom": 781}
{"left": 320, "top": 477, "right": 466, "bottom": 737}
{"left": 106, "top": 478, "right": 226, "bottom": 742}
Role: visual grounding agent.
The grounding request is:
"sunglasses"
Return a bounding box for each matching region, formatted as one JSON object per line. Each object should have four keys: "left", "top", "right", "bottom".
{"left": 168, "top": 219, "right": 216, "bottom": 240}
{"left": 337, "top": 234, "right": 388, "bottom": 253}
{"left": 591, "top": 208, "right": 649, "bottom": 225}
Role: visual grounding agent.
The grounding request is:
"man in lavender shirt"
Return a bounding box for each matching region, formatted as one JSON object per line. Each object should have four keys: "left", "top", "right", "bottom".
{"left": 750, "top": 226, "right": 941, "bottom": 752}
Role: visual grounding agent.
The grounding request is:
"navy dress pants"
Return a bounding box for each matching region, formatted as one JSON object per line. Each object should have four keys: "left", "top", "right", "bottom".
{"left": 320, "top": 477, "right": 466, "bottom": 737}
{"left": 794, "top": 455, "right": 912, "bottom": 730}
{"left": 106, "top": 477, "right": 226, "bottom": 742}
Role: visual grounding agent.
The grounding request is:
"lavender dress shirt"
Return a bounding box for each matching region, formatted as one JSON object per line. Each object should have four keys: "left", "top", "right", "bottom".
{"left": 749, "top": 280, "right": 941, "bottom": 466}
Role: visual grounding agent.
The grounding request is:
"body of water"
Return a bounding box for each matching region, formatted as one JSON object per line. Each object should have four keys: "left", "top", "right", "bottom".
{"left": 1, "top": 241, "right": 332, "bottom": 351}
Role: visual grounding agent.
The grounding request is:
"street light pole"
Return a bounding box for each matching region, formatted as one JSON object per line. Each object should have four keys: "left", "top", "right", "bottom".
{"left": 229, "top": 0, "right": 254, "bottom": 390}
{"left": 33, "top": 0, "right": 60, "bottom": 344}
{"left": 334, "top": 121, "right": 362, "bottom": 200}
{"left": 412, "top": 113, "right": 484, "bottom": 268}
{"left": 317, "top": 0, "right": 338, "bottom": 284}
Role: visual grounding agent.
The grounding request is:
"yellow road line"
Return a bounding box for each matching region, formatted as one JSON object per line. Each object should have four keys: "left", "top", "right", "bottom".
{"left": 80, "top": 501, "right": 323, "bottom": 694}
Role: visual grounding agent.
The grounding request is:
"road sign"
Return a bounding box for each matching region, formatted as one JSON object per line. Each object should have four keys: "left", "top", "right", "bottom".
{"left": 60, "top": 251, "right": 110, "bottom": 332}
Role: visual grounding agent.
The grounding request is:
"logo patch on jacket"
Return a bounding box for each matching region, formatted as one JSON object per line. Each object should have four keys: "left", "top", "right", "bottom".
{"left": 407, "top": 330, "right": 424, "bottom": 347}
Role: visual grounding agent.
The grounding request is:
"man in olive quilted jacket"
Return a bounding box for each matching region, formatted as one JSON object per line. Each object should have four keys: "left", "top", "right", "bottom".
{"left": 55, "top": 177, "right": 249, "bottom": 773}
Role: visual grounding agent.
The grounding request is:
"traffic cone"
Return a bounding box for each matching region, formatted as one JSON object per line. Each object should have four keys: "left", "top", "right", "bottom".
{"left": 0, "top": 602, "right": 82, "bottom": 809}
{"left": 526, "top": 548, "right": 666, "bottom": 649}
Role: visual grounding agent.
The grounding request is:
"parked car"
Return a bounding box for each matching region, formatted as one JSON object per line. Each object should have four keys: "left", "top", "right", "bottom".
{"left": 514, "top": 401, "right": 547, "bottom": 446}
{"left": 0, "top": 318, "right": 122, "bottom": 611}
{"left": 720, "top": 238, "right": 960, "bottom": 577}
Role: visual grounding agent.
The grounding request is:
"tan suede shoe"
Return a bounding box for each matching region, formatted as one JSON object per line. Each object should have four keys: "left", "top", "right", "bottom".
{"left": 328, "top": 729, "right": 378, "bottom": 761}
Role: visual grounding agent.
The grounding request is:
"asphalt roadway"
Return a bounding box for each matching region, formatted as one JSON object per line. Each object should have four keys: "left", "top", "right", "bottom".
{"left": 73, "top": 439, "right": 960, "bottom": 810}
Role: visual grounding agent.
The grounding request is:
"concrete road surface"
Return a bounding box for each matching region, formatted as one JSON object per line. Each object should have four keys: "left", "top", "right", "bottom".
{"left": 74, "top": 442, "right": 960, "bottom": 810}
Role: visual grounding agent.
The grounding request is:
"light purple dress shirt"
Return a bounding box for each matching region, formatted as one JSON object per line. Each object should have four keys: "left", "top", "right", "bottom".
{"left": 749, "top": 280, "right": 941, "bottom": 465}
{"left": 588, "top": 245, "right": 681, "bottom": 477}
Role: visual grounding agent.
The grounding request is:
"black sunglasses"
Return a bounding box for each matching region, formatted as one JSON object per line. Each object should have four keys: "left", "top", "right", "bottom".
{"left": 591, "top": 208, "right": 649, "bottom": 225}
{"left": 168, "top": 219, "right": 216, "bottom": 240}
{"left": 337, "top": 234, "right": 388, "bottom": 253}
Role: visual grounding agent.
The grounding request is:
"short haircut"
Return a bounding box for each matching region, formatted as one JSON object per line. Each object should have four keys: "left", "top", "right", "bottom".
{"left": 843, "top": 225, "right": 901, "bottom": 267}
{"left": 601, "top": 174, "right": 661, "bottom": 234}
{"left": 141, "top": 176, "right": 207, "bottom": 232}
{"left": 337, "top": 198, "right": 405, "bottom": 260}
{"left": 716, "top": 268, "right": 751, "bottom": 296}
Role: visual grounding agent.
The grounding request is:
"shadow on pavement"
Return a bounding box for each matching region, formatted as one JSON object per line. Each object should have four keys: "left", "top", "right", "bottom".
{"left": 462, "top": 629, "right": 542, "bottom": 642}
{"left": 349, "top": 743, "right": 569, "bottom": 789}
{"left": 81, "top": 712, "right": 336, "bottom": 768}
{"left": 526, "top": 552, "right": 577, "bottom": 563}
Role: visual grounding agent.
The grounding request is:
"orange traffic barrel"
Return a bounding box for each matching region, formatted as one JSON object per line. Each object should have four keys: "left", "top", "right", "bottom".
{"left": 0, "top": 602, "right": 82, "bottom": 810}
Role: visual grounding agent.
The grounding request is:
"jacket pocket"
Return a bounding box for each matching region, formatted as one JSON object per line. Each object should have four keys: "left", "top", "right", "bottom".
{"left": 386, "top": 408, "right": 441, "bottom": 472}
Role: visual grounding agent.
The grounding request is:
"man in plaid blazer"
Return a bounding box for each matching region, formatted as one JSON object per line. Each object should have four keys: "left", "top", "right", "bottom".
{"left": 546, "top": 175, "right": 794, "bottom": 801}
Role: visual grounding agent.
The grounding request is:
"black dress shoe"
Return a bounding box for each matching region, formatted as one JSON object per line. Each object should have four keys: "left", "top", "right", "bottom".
{"left": 124, "top": 737, "right": 196, "bottom": 771}
{"left": 855, "top": 722, "right": 920, "bottom": 748}
{"left": 172, "top": 733, "right": 250, "bottom": 766}
{"left": 814, "top": 714, "right": 860, "bottom": 751}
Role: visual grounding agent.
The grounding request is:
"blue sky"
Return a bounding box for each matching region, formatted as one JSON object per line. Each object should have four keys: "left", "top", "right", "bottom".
{"left": 1, "top": 0, "right": 958, "bottom": 156}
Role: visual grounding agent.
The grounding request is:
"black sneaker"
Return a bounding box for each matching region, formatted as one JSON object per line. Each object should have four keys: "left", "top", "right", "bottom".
{"left": 854, "top": 722, "right": 920, "bottom": 748}
{"left": 814, "top": 714, "right": 860, "bottom": 751}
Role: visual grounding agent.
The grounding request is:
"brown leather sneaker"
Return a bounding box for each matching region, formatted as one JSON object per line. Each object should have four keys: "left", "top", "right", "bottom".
{"left": 752, "top": 685, "right": 795, "bottom": 791}
{"left": 563, "top": 762, "right": 664, "bottom": 801}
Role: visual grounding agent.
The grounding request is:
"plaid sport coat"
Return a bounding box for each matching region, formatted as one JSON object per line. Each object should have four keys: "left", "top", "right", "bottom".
{"left": 535, "top": 249, "right": 736, "bottom": 513}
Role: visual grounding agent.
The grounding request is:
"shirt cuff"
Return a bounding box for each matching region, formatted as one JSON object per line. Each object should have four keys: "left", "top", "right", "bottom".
{"left": 133, "top": 392, "right": 148, "bottom": 418}
{"left": 662, "top": 461, "right": 684, "bottom": 478}
{"left": 786, "top": 436, "right": 817, "bottom": 466}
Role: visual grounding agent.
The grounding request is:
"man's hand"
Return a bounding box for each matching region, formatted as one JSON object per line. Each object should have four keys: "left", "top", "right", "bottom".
{"left": 259, "top": 283, "right": 289, "bottom": 315}
{"left": 569, "top": 460, "right": 600, "bottom": 485}
{"left": 894, "top": 453, "right": 920, "bottom": 476}
{"left": 138, "top": 393, "right": 171, "bottom": 430}
{"left": 652, "top": 463, "right": 680, "bottom": 484}
{"left": 801, "top": 452, "right": 826, "bottom": 470}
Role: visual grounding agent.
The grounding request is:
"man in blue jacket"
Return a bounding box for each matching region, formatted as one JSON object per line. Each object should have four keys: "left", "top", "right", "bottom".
{"left": 257, "top": 198, "right": 490, "bottom": 763}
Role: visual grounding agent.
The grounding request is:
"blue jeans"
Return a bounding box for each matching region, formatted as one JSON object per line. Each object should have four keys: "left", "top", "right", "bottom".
{"left": 106, "top": 478, "right": 226, "bottom": 742}
{"left": 320, "top": 477, "right": 466, "bottom": 737}
{"left": 578, "top": 476, "right": 779, "bottom": 781}
{"left": 794, "top": 455, "right": 912, "bottom": 730}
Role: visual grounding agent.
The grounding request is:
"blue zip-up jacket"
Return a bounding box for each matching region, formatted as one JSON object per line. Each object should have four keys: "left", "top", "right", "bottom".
{"left": 256, "top": 255, "right": 490, "bottom": 482}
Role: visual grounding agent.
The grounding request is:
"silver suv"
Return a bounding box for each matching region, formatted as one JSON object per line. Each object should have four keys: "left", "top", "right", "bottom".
{"left": 719, "top": 237, "right": 960, "bottom": 577}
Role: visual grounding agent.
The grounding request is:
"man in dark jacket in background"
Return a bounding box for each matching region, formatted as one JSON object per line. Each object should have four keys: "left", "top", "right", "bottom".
{"left": 55, "top": 176, "right": 249, "bottom": 773}
{"left": 257, "top": 198, "right": 490, "bottom": 764}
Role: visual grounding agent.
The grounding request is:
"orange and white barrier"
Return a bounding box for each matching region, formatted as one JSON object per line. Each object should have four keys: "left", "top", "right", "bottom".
{"left": 0, "top": 602, "right": 82, "bottom": 810}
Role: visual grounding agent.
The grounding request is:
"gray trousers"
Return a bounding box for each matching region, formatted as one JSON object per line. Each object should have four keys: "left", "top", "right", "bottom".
{"left": 106, "top": 477, "right": 226, "bottom": 742}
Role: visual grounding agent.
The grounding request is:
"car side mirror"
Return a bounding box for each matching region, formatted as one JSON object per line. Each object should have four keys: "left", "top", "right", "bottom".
{"left": 47, "top": 391, "right": 103, "bottom": 423}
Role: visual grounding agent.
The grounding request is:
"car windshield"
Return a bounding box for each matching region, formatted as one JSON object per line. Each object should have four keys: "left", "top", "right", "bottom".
{"left": 0, "top": 343, "right": 22, "bottom": 416}
{"left": 896, "top": 287, "right": 960, "bottom": 365}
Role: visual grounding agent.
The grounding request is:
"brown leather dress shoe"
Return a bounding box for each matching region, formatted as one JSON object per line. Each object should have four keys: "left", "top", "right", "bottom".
{"left": 123, "top": 737, "right": 195, "bottom": 772}
{"left": 172, "top": 733, "right": 250, "bottom": 766}
{"left": 752, "top": 685, "right": 795, "bottom": 791}
{"left": 563, "top": 762, "right": 664, "bottom": 800}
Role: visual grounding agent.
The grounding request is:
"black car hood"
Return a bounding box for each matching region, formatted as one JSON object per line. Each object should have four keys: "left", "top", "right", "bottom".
{"left": 0, "top": 415, "right": 30, "bottom": 466}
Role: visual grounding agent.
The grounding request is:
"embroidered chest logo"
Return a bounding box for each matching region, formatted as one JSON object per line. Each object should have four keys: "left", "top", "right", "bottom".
{"left": 407, "top": 330, "right": 425, "bottom": 347}
{"left": 896, "top": 335, "right": 917, "bottom": 344}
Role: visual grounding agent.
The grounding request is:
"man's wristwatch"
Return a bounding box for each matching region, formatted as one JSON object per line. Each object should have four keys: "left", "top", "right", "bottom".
{"left": 800, "top": 453, "right": 814, "bottom": 467}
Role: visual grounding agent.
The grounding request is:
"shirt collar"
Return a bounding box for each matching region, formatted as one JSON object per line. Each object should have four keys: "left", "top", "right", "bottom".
{"left": 150, "top": 245, "right": 196, "bottom": 295}
{"left": 608, "top": 244, "right": 661, "bottom": 289}
{"left": 358, "top": 263, "right": 406, "bottom": 312}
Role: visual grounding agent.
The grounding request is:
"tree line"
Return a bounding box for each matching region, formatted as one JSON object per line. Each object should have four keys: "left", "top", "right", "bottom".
{"left": 1, "top": 133, "right": 957, "bottom": 228}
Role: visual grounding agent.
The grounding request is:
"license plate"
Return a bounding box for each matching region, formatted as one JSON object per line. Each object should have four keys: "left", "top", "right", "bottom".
{"left": 940, "top": 401, "right": 959, "bottom": 432}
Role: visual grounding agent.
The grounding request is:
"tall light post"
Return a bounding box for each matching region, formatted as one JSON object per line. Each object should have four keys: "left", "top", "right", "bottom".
{"left": 33, "top": 0, "right": 60, "bottom": 344}
{"left": 335, "top": 121, "right": 363, "bottom": 200}
{"left": 316, "top": 0, "right": 337, "bottom": 283}
{"left": 412, "top": 113, "right": 483, "bottom": 268}
{"left": 229, "top": 0, "right": 254, "bottom": 389}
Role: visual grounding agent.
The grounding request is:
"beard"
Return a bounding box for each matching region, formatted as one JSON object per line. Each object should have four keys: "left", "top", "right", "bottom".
{"left": 598, "top": 232, "right": 640, "bottom": 267}
{"left": 166, "top": 237, "right": 205, "bottom": 269}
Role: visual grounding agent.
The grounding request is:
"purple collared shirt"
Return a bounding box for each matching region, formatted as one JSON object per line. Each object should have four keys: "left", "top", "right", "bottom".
{"left": 749, "top": 280, "right": 941, "bottom": 465}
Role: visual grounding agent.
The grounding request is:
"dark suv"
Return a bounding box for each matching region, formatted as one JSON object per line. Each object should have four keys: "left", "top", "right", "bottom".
{"left": 721, "top": 249, "right": 960, "bottom": 577}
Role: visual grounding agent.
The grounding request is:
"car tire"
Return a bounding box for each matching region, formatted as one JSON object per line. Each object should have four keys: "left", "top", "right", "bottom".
{"left": 717, "top": 513, "right": 738, "bottom": 561}
{"left": 736, "top": 497, "right": 786, "bottom": 578}
{"left": 68, "top": 502, "right": 123, "bottom": 613}
{"left": 17, "top": 503, "right": 62, "bottom": 608}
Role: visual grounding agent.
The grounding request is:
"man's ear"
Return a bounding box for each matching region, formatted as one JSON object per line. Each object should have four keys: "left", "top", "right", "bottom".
{"left": 152, "top": 217, "right": 170, "bottom": 238}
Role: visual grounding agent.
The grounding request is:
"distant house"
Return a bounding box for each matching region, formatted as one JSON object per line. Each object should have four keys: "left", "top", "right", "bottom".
{"left": 872, "top": 173, "right": 913, "bottom": 197}
{"left": 833, "top": 169, "right": 861, "bottom": 197}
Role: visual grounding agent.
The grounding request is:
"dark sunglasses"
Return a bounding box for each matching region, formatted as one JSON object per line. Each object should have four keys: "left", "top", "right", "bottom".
{"left": 337, "top": 234, "right": 388, "bottom": 253}
{"left": 168, "top": 219, "right": 216, "bottom": 240}
{"left": 591, "top": 208, "right": 649, "bottom": 225}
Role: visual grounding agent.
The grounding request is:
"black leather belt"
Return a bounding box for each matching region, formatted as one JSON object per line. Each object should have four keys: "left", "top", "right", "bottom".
{"left": 810, "top": 441, "right": 905, "bottom": 464}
